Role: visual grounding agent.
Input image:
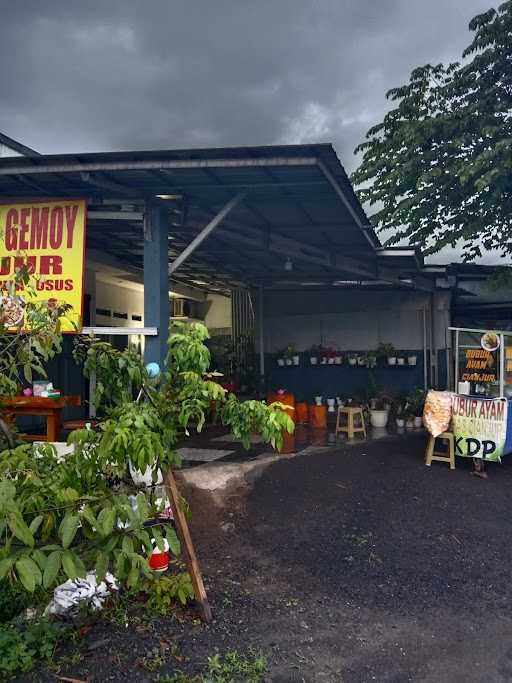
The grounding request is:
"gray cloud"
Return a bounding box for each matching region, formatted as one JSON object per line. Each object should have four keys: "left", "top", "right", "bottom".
{"left": 1, "top": 1, "right": 499, "bottom": 264}
{"left": 1, "top": 0, "right": 491, "bottom": 171}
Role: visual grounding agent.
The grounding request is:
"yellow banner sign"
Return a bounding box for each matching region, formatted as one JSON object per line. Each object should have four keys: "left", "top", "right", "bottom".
{"left": 0, "top": 199, "right": 86, "bottom": 332}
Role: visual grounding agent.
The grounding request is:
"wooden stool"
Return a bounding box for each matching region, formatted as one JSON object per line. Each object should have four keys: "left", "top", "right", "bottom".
{"left": 336, "top": 406, "right": 366, "bottom": 439}
{"left": 425, "top": 432, "right": 455, "bottom": 469}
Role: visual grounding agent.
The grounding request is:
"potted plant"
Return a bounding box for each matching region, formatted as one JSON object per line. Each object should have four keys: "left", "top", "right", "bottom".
{"left": 335, "top": 350, "right": 343, "bottom": 365}
{"left": 326, "top": 347, "right": 336, "bottom": 365}
{"left": 369, "top": 396, "right": 390, "bottom": 428}
{"left": 276, "top": 350, "right": 285, "bottom": 366}
{"left": 408, "top": 354, "right": 417, "bottom": 366}
{"left": 357, "top": 354, "right": 366, "bottom": 366}
{"left": 284, "top": 345, "right": 295, "bottom": 366}
{"left": 365, "top": 352, "right": 377, "bottom": 368}
{"left": 326, "top": 397, "right": 336, "bottom": 412}
{"left": 407, "top": 388, "right": 425, "bottom": 428}
{"left": 397, "top": 356, "right": 405, "bottom": 366}
{"left": 376, "top": 342, "right": 396, "bottom": 366}
{"left": 348, "top": 353, "right": 357, "bottom": 366}
{"left": 310, "top": 345, "right": 320, "bottom": 365}
{"left": 314, "top": 395, "right": 323, "bottom": 406}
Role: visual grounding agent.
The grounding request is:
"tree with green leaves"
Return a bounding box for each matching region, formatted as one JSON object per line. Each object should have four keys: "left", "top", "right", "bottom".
{"left": 352, "top": 2, "right": 512, "bottom": 260}
{"left": 0, "top": 321, "right": 294, "bottom": 597}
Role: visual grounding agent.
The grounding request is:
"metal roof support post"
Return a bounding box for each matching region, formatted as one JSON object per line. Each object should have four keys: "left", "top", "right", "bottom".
{"left": 169, "top": 192, "right": 246, "bottom": 275}
{"left": 258, "top": 286, "right": 265, "bottom": 394}
{"left": 144, "top": 203, "right": 169, "bottom": 368}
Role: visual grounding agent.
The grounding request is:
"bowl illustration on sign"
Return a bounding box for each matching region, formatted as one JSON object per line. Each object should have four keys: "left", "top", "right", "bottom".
{"left": 0, "top": 295, "right": 25, "bottom": 327}
{"left": 481, "top": 331, "right": 499, "bottom": 352}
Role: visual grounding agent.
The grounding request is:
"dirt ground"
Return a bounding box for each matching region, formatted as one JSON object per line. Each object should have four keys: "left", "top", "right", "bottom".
{"left": 25, "top": 432, "right": 512, "bottom": 682}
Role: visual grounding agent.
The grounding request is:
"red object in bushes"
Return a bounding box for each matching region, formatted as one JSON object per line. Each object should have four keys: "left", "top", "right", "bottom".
{"left": 149, "top": 549, "right": 170, "bottom": 571}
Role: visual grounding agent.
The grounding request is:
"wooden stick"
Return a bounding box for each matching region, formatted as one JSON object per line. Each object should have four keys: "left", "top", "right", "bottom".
{"left": 164, "top": 468, "right": 212, "bottom": 623}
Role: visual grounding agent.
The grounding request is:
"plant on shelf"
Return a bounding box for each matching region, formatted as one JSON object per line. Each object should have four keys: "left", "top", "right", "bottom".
{"left": 365, "top": 351, "right": 377, "bottom": 369}
{"left": 334, "top": 349, "right": 343, "bottom": 365}
{"left": 309, "top": 345, "right": 321, "bottom": 366}
{"left": 0, "top": 322, "right": 294, "bottom": 600}
{"left": 347, "top": 351, "right": 357, "bottom": 366}
{"left": 376, "top": 342, "right": 397, "bottom": 366}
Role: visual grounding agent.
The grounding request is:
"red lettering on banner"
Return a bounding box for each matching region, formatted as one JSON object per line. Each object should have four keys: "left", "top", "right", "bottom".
{"left": 14, "top": 256, "right": 36, "bottom": 274}
{"left": 0, "top": 257, "right": 10, "bottom": 276}
{"left": 18, "top": 208, "right": 30, "bottom": 249}
{"left": 49, "top": 208, "right": 63, "bottom": 249}
{"left": 65, "top": 205, "right": 78, "bottom": 247}
{"left": 30, "top": 207, "right": 49, "bottom": 249}
{"left": 39, "top": 255, "right": 63, "bottom": 275}
{"left": 5, "top": 209, "right": 18, "bottom": 251}
{"left": 65, "top": 279, "right": 73, "bottom": 291}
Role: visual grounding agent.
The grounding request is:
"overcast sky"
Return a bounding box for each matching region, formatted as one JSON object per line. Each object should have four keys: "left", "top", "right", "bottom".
{"left": 0, "top": 1, "right": 497, "bottom": 261}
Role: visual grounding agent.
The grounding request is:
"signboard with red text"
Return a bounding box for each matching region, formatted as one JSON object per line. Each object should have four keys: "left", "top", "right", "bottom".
{"left": 0, "top": 199, "right": 86, "bottom": 331}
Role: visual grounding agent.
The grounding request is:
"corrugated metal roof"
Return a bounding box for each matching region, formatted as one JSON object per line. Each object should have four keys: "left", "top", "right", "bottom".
{"left": 0, "top": 143, "right": 433, "bottom": 291}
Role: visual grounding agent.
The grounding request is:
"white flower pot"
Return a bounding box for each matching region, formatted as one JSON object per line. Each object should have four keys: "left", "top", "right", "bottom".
{"left": 310, "top": 357, "right": 318, "bottom": 365}
{"left": 336, "top": 397, "right": 344, "bottom": 407}
{"left": 405, "top": 419, "right": 414, "bottom": 430}
{"left": 388, "top": 357, "right": 397, "bottom": 366}
{"left": 397, "top": 358, "right": 405, "bottom": 366}
{"left": 414, "top": 416, "right": 423, "bottom": 428}
{"left": 396, "top": 418, "right": 405, "bottom": 429}
{"left": 321, "top": 358, "right": 327, "bottom": 365}
{"left": 327, "top": 398, "right": 336, "bottom": 412}
{"left": 370, "top": 409, "right": 389, "bottom": 428}
{"left": 357, "top": 356, "right": 365, "bottom": 366}
{"left": 408, "top": 356, "right": 417, "bottom": 366}
{"left": 292, "top": 355, "right": 300, "bottom": 365}
{"left": 335, "top": 356, "right": 342, "bottom": 365}
{"left": 348, "top": 358, "right": 357, "bottom": 366}
{"left": 285, "top": 358, "right": 292, "bottom": 366}
{"left": 327, "top": 357, "right": 334, "bottom": 365}
{"left": 129, "top": 461, "right": 163, "bottom": 487}
{"left": 277, "top": 358, "right": 285, "bottom": 366}
{"left": 314, "top": 396, "right": 323, "bottom": 406}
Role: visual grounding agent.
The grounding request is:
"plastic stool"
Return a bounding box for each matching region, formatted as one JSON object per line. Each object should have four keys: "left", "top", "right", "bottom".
{"left": 425, "top": 432, "right": 455, "bottom": 469}
{"left": 336, "top": 406, "right": 366, "bottom": 439}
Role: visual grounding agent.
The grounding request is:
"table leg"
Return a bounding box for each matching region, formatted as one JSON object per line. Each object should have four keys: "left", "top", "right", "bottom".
{"left": 47, "top": 412, "right": 60, "bottom": 442}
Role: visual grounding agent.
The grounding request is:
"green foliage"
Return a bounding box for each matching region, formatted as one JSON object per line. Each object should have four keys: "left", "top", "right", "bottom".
{"left": 0, "top": 267, "right": 66, "bottom": 449}
{"left": 142, "top": 569, "right": 195, "bottom": 615}
{"left": 0, "top": 620, "right": 69, "bottom": 677}
{"left": 0, "top": 441, "right": 179, "bottom": 594}
{"left": 204, "top": 650, "right": 267, "bottom": 683}
{"left": 221, "top": 396, "right": 294, "bottom": 450}
{"left": 0, "top": 320, "right": 292, "bottom": 600}
{"left": 352, "top": 2, "right": 512, "bottom": 260}
{"left": 73, "top": 335, "right": 146, "bottom": 411}
{"left": 157, "top": 649, "right": 267, "bottom": 683}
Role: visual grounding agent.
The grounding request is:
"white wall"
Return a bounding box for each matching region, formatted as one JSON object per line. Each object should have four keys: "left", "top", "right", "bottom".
{"left": 205, "top": 293, "right": 231, "bottom": 331}
{"left": 94, "top": 279, "right": 144, "bottom": 328}
{"left": 261, "top": 289, "right": 449, "bottom": 353}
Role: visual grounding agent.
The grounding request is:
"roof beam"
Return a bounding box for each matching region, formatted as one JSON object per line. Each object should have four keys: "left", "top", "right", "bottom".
{"left": 0, "top": 156, "right": 317, "bottom": 175}
{"left": 169, "top": 193, "right": 246, "bottom": 275}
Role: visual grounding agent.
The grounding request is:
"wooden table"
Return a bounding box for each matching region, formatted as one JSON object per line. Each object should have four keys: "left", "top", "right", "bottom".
{"left": 0, "top": 395, "right": 81, "bottom": 442}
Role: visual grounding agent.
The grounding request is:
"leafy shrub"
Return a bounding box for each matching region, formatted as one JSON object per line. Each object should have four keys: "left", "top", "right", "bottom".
{"left": 0, "top": 321, "right": 293, "bottom": 599}
{"left": 0, "top": 620, "right": 69, "bottom": 677}
{"left": 142, "top": 570, "right": 194, "bottom": 615}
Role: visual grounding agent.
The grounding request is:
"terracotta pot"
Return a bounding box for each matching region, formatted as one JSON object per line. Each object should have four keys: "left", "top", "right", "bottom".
{"left": 278, "top": 431, "right": 296, "bottom": 454}
{"left": 295, "top": 402, "right": 309, "bottom": 423}
{"left": 309, "top": 404, "right": 327, "bottom": 429}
